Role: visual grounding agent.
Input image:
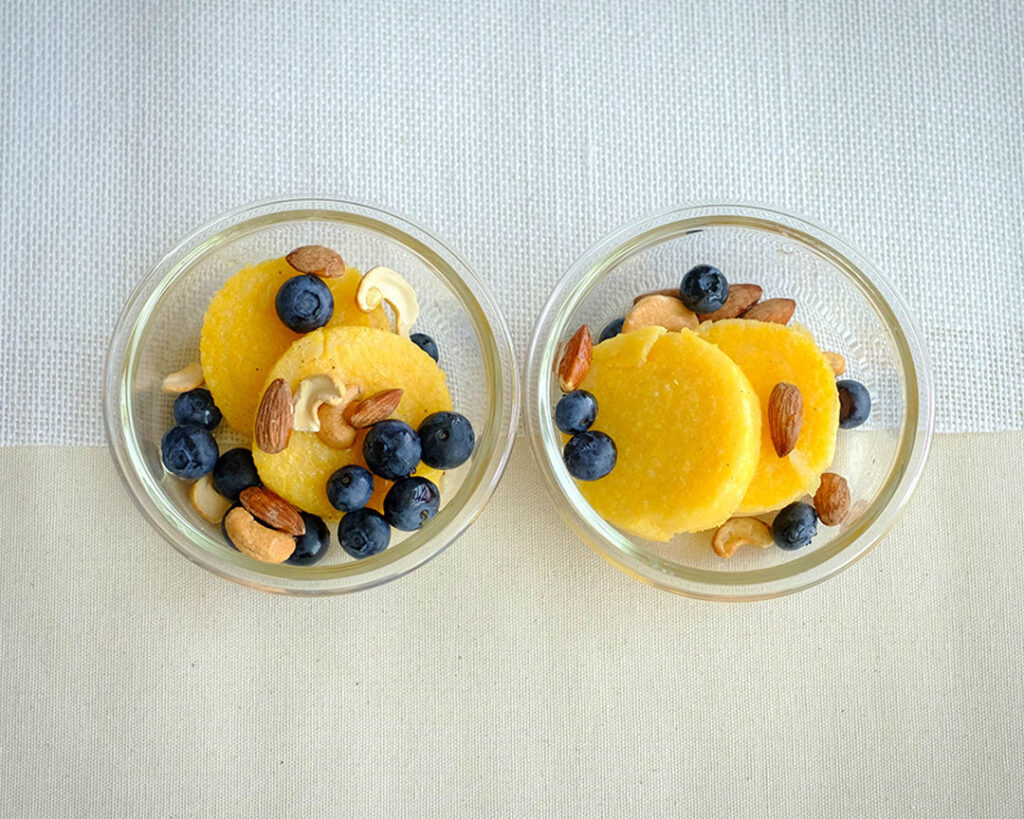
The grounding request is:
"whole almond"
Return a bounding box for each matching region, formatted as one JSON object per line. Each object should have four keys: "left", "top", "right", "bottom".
{"left": 814, "top": 473, "right": 851, "bottom": 526}
{"left": 768, "top": 382, "right": 803, "bottom": 457}
{"left": 712, "top": 517, "right": 774, "bottom": 558}
{"left": 346, "top": 388, "right": 404, "bottom": 428}
{"left": 623, "top": 294, "right": 699, "bottom": 333}
{"left": 823, "top": 351, "right": 847, "bottom": 376}
{"left": 699, "top": 283, "right": 763, "bottom": 322}
{"left": 557, "top": 325, "right": 593, "bottom": 392}
{"left": 223, "top": 506, "right": 295, "bottom": 564}
{"left": 632, "top": 287, "right": 681, "bottom": 305}
{"left": 240, "top": 486, "right": 306, "bottom": 536}
{"left": 254, "top": 378, "right": 293, "bottom": 454}
{"left": 317, "top": 403, "right": 358, "bottom": 449}
{"left": 286, "top": 245, "right": 345, "bottom": 277}
{"left": 742, "top": 297, "right": 795, "bottom": 325}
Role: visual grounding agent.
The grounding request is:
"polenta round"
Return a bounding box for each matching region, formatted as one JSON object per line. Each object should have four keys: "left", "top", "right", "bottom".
{"left": 200, "top": 257, "right": 390, "bottom": 433}
{"left": 252, "top": 326, "right": 452, "bottom": 520}
{"left": 575, "top": 326, "right": 761, "bottom": 541}
{"left": 698, "top": 320, "right": 839, "bottom": 515}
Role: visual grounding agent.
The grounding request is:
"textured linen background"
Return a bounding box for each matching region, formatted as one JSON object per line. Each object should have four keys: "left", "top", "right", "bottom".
{"left": 2, "top": 0, "right": 1024, "bottom": 817}
{"left": 1, "top": 0, "right": 1023, "bottom": 443}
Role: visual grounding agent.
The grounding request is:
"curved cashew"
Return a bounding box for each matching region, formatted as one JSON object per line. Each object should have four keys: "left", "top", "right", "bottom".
{"left": 162, "top": 361, "right": 204, "bottom": 394}
{"left": 292, "top": 373, "right": 355, "bottom": 433}
{"left": 355, "top": 266, "right": 419, "bottom": 336}
{"left": 711, "top": 517, "right": 773, "bottom": 559}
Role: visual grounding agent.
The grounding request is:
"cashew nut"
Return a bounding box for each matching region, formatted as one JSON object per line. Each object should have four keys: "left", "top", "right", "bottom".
{"left": 291, "top": 373, "right": 354, "bottom": 433}
{"left": 223, "top": 506, "right": 295, "bottom": 564}
{"left": 189, "top": 474, "right": 231, "bottom": 524}
{"left": 355, "top": 266, "right": 419, "bottom": 337}
{"left": 711, "top": 517, "right": 774, "bottom": 558}
{"left": 162, "top": 361, "right": 204, "bottom": 394}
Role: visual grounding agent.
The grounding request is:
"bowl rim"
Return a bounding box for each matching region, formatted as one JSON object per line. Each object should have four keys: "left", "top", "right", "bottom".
{"left": 525, "top": 203, "right": 934, "bottom": 600}
{"left": 104, "top": 195, "right": 520, "bottom": 595}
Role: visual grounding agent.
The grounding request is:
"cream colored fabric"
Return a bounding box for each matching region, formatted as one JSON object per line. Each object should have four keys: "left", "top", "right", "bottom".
{"left": 1, "top": 435, "right": 1021, "bottom": 817}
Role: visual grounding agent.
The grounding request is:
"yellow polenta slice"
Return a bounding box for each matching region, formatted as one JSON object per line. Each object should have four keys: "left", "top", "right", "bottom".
{"left": 252, "top": 326, "right": 451, "bottom": 520}
{"left": 575, "top": 326, "right": 761, "bottom": 541}
{"left": 698, "top": 320, "right": 839, "bottom": 515}
{"left": 200, "top": 257, "right": 390, "bottom": 433}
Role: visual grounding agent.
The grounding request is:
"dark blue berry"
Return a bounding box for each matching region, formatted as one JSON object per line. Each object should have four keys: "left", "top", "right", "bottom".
{"left": 680, "top": 264, "right": 729, "bottom": 313}
{"left": 563, "top": 430, "right": 617, "bottom": 480}
{"left": 326, "top": 465, "right": 374, "bottom": 512}
{"left": 555, "top": 390, "right": 598, "bottom": 434}
{"left": 338, "top": 508, "right": 391, "bottom": 559}
{"left": 771, "top": 502, "right": 818, "bottom": 550}
{"left": 418, "top": 411, "right": 475, "bottom": 469}
{"left": 173, "top": 388, "right": 222, "bottom": 430}
{"left": 275, "top": 274, "right": 334, "bottom": 333}
{"left": 410, "top": 332, "right": 439, "bottom": 363}
{"left": 363, "top": 419, "right": 422, "bottom": 480}
{"left": 287, "top": 512, "right": 331, "bottom": 566}
{"left": 383, "top": 476, "right": 440, "bottom": 531}
{"left": 161, "top": 424, "right": 218, "bottom": 479}
{"left": 211, "top": 447, "right": 261, "bottom": 501}
{"left": 837, "top": 380, "right": 871, "bottom": 429}
{"left": 598, "top": 318, "right": 625, "bottom": 343}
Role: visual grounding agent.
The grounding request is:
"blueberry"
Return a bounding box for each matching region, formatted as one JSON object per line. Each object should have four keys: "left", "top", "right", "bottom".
{"left": 211, "top": 447, "right": 261, "bottom": 501}
{"left": 161, "top": 424, "right": 218, "bottom": 479}
{"left": 598, "top": 318, "right": 625, "bottom": 343}
{"left": 383, "top": 476, "right": 441, "bottom": 531}
{"left": 563, "top": 430, "right": 617, "bottom": 480}
{"left": 837, "top": 379, "right": 871, "bottom": 429}
{"left": 326, "top": 465, "right": 374, "bottom": 512}
{"left": 410, "top": 332, "right": 439, "bottom": 363}
{"left": 275, "top": 274, "right": 334, "bottom": 333}
{"left": 771, "top": 502, "right": 818, "bottom": 550}
{"left": 363, "top": 419, "right": 422, "bottom": 480}
{"left": 287, "top": 512, "right": 331, "bottom": 566}
{"left": 418, "top": 411, "right": 475, "bottom": 469}
{"left": 679, "top": 264, "right": 729, "bottom": 313}
{"left": 172, "top": 388, "right": 222, "bottom": 430}
{"left": 338, "top": 508, "right": 391, "bottom": 559}
{"left": 555, "top": 390, "right": 598, "bottom": 434}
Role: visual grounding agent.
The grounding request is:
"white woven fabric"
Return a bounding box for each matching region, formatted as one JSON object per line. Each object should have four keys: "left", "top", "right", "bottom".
{"left": 1, "top": 0, "right": 1023, "bottom": 442}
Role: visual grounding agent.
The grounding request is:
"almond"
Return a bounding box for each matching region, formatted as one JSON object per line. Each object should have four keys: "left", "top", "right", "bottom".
{"left": 346, "top": 388, "right": 404, "bottom": 428}
{"left": 711, "top": 517, "right": 774, "bottom": 558}
{"left": 823, "top": 351, "right": 846, "bottom": 376}
{"left": 768, "top": 382, "right": 803, "bottom": 457}
{"left": 742, "top": 297, "right": 795, "bottom": 325}
{"left": 317, "top": 402, "right": 358, "bottom": 449}
{"left": 162, "top": 362, "right": 204, "bottom": 394}
{"left": 223, "top": 506, "right": 295, "bottom": 564}
{"left": 254, "top": 378, "right": 293, "bottom": 453}
{"left": 631, "top": 287, "right": 681, "bottom": 305}
{"left": 239, "top": 486, "right": 306, "bottom": 536}
{"left": 285, "top": 245, "right": 345, "bottom": 277}
{"left": 623, "top": 294, "right": 699, "bottom": 333}
{"left": 698, "top": 283, "right": 763, "bottom": 322}
{"left": 557, "top": 325, "right": 593, "bottom": 392}
{"left": 814, "top": 473, "right": 851, "bottom": 526}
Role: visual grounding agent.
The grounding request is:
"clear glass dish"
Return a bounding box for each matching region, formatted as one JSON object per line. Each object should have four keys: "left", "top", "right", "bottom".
{"left": 525, "top": 204, "right": 933, "bottom": 600}
{"left": 105, "top": 196, "right": 518, "bottom": 595}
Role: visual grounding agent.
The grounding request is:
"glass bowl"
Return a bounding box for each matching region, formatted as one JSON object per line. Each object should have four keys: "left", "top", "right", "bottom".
{"left": 105, "top": 196, "right": 518, "bottom": 595}
{"left": 526, "top": 204, "right": 932, "bottom": 600}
